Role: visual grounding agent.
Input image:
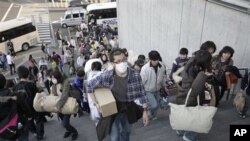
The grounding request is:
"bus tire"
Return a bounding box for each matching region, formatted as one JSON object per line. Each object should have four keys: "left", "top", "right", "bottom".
{"left": 22, "top": 43, "right": 30, "bottom": 51}
{"left": 62, "top": 24, "right": 67, "bottom": 28}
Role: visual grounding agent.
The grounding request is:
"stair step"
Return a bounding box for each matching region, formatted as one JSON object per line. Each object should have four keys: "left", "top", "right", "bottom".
{"left": 38, "top": 30, "right": 50, "bottom": 33}
{"left": 39, "top": 33, "right": 50, "bottom": 35}
{"left": 38, "top": 30, "right": 50, "bottom": 32}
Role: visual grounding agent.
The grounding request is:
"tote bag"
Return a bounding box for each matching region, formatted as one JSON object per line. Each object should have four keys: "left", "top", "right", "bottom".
{"left": 169, "top": 89, "right": 217, "bottom": 133}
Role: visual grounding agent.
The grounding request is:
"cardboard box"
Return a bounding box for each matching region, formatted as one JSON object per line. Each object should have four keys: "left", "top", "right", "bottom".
{"left": 94, "top": 88, "right": 118, "bottom": 117}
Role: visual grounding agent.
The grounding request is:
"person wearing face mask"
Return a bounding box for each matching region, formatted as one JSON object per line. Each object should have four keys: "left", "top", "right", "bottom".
{"left": 140, "top": 50, "right": 166, "bottom": 120}
{"left": 50, "top": 70, "right": 78, "bottom": 140}
{"left": 211, "top": 46, "right": 234, "bottom": 105}
{"left": 87, "top": 48, "right": 149, "bottom": 141}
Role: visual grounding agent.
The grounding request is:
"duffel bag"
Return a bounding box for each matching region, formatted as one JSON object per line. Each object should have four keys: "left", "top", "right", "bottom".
{"left": 33, "top": 92, "right": 79, "bottom": 114}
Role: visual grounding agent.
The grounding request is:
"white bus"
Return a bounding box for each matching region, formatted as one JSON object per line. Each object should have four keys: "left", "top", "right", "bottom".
{"left": 0, "top": 17, "right": 38, "bottom": 53}
{"left": 86, "top": 2, "right": 117, "bottom": 28}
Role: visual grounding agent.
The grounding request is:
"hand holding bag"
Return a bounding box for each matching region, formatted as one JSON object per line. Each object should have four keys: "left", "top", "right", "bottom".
{"left": 169, "top": 89, "right": 217, "bottom": 133}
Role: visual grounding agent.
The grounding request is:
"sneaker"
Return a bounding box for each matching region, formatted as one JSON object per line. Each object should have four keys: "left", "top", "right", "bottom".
{"left": 72, "top": 133, "right": 78, "bottom": 140}
{"left": 151, "top": 117, "right": 158, "bottom": 120}
{"left": 183, "top": 135, "right": 192, "bottom": 141}
{"left": 183, "top": 135, "right": 198, "bottom": 141}
{"left": 240, "top": 114, "right": 246, "bottom": 119}
{"left": 176, "top": 130, "right": 184, "bottom": 137}
{"left": 63, "top": 131, "right": 72, "bottom": 138}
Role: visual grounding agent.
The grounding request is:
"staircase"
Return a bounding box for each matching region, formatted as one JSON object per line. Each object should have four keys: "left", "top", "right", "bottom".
{"left": 37, "top": 23, "right": 52, "bottom": 44}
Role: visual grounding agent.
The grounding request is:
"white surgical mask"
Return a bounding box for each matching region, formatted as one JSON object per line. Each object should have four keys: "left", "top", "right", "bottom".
{"left": 52, "top": 78, "right": 57, "bottom": 84}
{"left": 115, "top": 62, "right": 128, "bottom": 74}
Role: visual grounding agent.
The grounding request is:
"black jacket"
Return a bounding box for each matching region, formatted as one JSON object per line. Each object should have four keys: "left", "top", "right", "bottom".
{"left": 0, "top": 88, "right": 32, "bottom": 122}
{"left": 13, "top": 81, "right": 39, "bottom": 116}
{"left": 0, "top": 89, "right": 14, "bottom": 120}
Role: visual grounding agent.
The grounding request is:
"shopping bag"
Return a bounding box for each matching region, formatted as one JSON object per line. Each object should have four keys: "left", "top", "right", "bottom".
{"left": 169, "top": 89, "right": 217, "bottom": 133}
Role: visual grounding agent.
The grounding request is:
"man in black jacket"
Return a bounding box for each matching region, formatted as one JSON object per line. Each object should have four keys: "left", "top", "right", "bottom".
{"left": 13, "top": 66, "right": 45, "bottom": 140}
{"left": 0, "top": 74, "right": 32, "bottom": 140}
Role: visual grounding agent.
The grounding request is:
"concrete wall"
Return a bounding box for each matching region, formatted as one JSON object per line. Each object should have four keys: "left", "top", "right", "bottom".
{"left": 117, "top": 0, "right": 250, "bottom": 68}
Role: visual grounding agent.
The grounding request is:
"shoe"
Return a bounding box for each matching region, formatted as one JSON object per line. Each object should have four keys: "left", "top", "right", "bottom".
{"left": 72, "top": 133, "right": 78, "bottom": 140}
{"left": 183, "top": 135, "right": 192, "bottom": 141}
{"left": 37, "top": 135, "right": 46, "bottom": 140}
{"left": 151, "top": 117, "right": 158, "bottom": 120}
{"left": 63, "top": 131, "right": 72, "bottom": 138}
{"left": 176, "top": 130, "right": 184, "bottom": 137}
{"left": 240, "top": 114, "right": 246, "bottom": 119}
{"left": 183, "top": 135, "right": 198, "bottom": 141}
{"left": 78, "top": 110, "right": 84, "bottom": 117}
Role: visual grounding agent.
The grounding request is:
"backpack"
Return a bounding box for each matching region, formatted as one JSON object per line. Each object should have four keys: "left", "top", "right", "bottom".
{"left": 0, "top": 96, "right": 20, "bottom": 140}
{"left": 14, "top": 82, "right": 35, "bottom": 115}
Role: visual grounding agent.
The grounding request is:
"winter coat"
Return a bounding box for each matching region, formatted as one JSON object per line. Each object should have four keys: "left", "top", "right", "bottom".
{"left": 51, "top": 79, "right": 71, "bottom": 111}
{"left": 176, "top": 59, "right": 208, "bottom": 106}
{"left": 140, "top": 62, "right": 166, "bottom": 92}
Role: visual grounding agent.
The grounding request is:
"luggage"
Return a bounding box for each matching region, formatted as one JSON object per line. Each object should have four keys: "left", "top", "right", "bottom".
{"left": 33, "top": 92, "right": 79, "bottom": 114}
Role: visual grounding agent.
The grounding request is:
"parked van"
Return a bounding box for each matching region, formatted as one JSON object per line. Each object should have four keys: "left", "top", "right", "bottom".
{"left": 60, "top": 7, "right": 87, "bottom": 28}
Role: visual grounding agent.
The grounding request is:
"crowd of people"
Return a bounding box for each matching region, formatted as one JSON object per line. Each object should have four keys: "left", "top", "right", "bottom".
{"left": 0, "top": 19, "right": 249, "bottom": 141}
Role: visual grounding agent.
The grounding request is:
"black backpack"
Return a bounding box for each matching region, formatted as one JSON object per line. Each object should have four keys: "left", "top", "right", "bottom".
{"left": 0, "top": 96, "right": 20, "bottom": 140}
{"left": 13, "top": 82, "right": 36, "bottom": 115}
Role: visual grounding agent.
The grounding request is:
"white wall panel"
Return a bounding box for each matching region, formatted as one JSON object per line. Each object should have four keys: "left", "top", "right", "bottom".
{"left": 201, "top": 2, "right": 250, "bottom": 67}
{"left": 117, "top": 0, "right": 250, "bottom": 68}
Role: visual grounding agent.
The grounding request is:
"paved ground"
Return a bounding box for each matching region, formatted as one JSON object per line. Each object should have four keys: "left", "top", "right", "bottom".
{"left": 26, "top": 98, "right": 250, "bottom": 141}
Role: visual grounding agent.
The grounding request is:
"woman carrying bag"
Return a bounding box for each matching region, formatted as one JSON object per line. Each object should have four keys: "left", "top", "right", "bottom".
{"left": 174, "top": 50, "right": 214, "bottom": 141}
{"left": 51, "top": 70, "right": 78, "bottom": 140}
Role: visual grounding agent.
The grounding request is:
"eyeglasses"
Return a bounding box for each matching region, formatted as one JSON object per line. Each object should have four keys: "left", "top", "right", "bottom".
{"left": 113, "top": 58, "right": 127, "bottom": 64}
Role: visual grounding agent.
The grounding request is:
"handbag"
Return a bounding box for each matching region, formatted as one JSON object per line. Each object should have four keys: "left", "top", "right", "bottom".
{"left": 169, "top": 89, "right": 217, "bottom": 133}
{"left": 33, "top": 92, "right": 79, "bottom": 114}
